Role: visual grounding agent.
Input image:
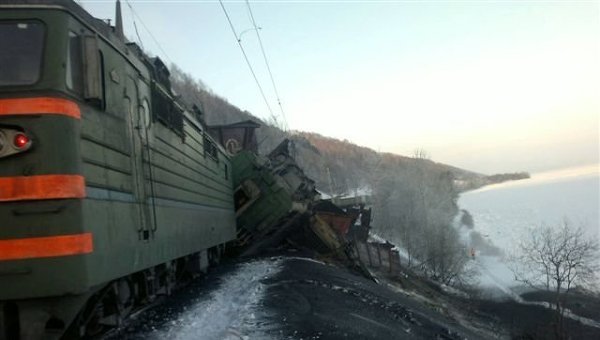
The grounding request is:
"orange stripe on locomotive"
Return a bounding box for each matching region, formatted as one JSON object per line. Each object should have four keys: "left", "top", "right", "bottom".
{"left": 0, "top": 174, "right": 86, "bottom": 202}
{"left": 0, "top": 233, "right": 93, "bottom": 261}
{"left": 0, "top": 97, "right": 81, "bottom": 119}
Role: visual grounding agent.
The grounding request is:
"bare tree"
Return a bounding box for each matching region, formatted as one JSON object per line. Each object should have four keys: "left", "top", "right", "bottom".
{"left": 413, "top": 148, "right": 430, "bottom": 161}
{"left": 511, "top": 220, "right": 599, "bottom": 339}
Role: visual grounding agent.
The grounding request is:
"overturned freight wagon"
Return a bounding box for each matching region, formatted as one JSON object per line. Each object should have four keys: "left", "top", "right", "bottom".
{"left": 231, "top": 139, "right": 319, "bottom": 251}
{"left": 225, "top": 136, "right": 371, "bottom": 277}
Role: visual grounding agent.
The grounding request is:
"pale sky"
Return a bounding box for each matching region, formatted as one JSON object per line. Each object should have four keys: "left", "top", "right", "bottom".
{"left": 80, "top": 0, "right": 599, "bottom": 174}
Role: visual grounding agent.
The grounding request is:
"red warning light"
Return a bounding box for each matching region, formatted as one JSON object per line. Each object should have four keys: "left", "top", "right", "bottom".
{"left": 13, "top": 133, "right": 30, "bottom": 149}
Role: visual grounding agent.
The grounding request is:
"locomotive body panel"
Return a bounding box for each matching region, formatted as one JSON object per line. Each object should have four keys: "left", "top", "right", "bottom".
{"left": 0, "top": 3, "right": 236, "bottom": 328}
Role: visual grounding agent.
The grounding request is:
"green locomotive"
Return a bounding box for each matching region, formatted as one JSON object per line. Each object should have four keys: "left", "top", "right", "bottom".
{"left": 0, "top": 1, "right": 236, "bottom": 338}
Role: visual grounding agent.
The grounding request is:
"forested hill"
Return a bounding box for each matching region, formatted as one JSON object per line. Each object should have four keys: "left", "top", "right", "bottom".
{"left": 291, "top": 131, "right": 488, "bottom": 196}
{"left": 169, "top": 64, "right": 491, "bottom": 196}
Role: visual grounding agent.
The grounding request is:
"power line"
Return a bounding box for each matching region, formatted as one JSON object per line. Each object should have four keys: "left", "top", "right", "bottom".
{"left": 218, "top": 0, "right": 277, "bottom": 125}
{"left": 245, "top": 0, "right": 289, "bottom": 131}
{"left": 124, "top": 0, "right": 172, "bottom": 64}
{"left": 129, "top": 7, "right": 145, "bottom": 50}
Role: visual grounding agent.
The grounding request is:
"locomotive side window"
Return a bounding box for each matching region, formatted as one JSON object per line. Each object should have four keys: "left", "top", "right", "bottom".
{"left": 81, "top": 35, "right": 105, "bottom": 110}
{"left": 66, "top": 31, "right": 83, "bottom": 94}
{"left": 203, "top": 134, "right": 219, "bottom": 162}
{"left": 98, "top": 50, "right": 106, "bottom": 110}
{"left": 141, "top": 99, "right": 151, "bottom": 129}
{"left": 0, "top": 21, "right": 45, "bottom": 86}
{"left": 151, "top": 85, "right": 183, "bottom": 135}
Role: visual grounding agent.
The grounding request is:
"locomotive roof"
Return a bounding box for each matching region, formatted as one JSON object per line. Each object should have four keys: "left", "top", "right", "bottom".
{"left": 1, "top": 0, "right": 155, "bottom": 77}
{"left": 3, "top": 0, "right": 117, "bottom": 41}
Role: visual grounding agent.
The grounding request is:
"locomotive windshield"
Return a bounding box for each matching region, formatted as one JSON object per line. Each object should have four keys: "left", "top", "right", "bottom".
{"left": 0, "top": 21, "right": 44, "bottom": 86}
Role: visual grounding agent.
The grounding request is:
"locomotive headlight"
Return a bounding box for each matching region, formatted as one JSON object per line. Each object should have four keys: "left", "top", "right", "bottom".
{"left": 0, "top": 128, "right": 32, "bottom": 158}
{"left": 14, "top": 133, "right": 31, "bottom": 149}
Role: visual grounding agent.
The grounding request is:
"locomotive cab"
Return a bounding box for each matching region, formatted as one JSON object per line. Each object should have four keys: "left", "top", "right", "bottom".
{"left": 0, "top": 6, "right": 96, "bottom": 339}
{"left": 0, "top": 8, "right": 94, "bottom": 295}
{"left": 0, "top": 5, "right": 98, "bottom": 339}
{"left": 0, "top": 6, "right": 105, "bottom": 100}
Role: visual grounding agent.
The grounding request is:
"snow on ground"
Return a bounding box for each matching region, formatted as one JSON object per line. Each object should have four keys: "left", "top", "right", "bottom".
{"left": 146, "top": 259, "right": 282, "bottom": 340}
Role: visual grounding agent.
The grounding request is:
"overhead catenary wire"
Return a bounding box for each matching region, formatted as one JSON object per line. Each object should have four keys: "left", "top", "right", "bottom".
{"left": 122, "top": 0, "right": 282, "bottom": 129}
{"left": 124, "top": 0, "right": 172, "bottom": 64}
{"left": 218, "top": 0, "right": 278, "bottom": 126}
{"left": 131, "top": 14, "right": 145, "bottom": 51}
{"left": 245, "top": 0, "right": 289, "bottom": 131}
{"left": 125, "top": 1, "right": 145, "bottom": 51}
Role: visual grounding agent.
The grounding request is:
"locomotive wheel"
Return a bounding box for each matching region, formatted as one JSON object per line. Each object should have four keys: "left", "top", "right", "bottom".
{"left": 74, "top": 280, "right": 133, "bottom": 338}
{"left": 82, "top": 304, "right": 104, "bottom": 337}
{"left": 115, "top": 279, "right": 134, "bottom": 321}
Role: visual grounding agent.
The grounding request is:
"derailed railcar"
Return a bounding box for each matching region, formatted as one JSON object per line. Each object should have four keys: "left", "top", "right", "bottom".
{"left": 227, "top": 136, "right": 373, "bottom": 279}
{"left": 0, "top": 1, "right": 236, "bottom": 338}
{"left": 231, "top": 139, "right": 347, "bottom": 257}
{"left": 232, "top": 139, "right": 317, "bottom": 246}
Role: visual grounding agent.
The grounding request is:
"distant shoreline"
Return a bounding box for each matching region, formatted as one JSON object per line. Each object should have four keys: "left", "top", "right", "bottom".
{"left": 456, "top": 172, "right": 530, "bottom": 193}
{"left": 457, "top": 163, "right": 600, "bottom": 194}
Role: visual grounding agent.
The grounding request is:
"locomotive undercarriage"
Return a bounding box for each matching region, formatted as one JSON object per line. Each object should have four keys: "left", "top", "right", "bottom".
{"left": 1, "top": 246, "right": 223, "bottom": 340}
